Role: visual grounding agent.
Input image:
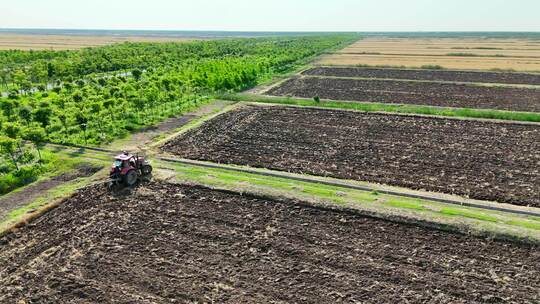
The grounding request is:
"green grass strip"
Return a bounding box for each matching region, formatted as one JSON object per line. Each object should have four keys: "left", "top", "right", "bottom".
{"left": 506, "top": 220, "right": 540, "bottom": 231}
{"left": 440, "top": 208, "right": 499, "bottom": 222}
{"left": 386, "top": 200, "right": 427, "bottom": 211}
{"left": 165, "top": 161, "right": 540, "bottom": 239}
{"left": 220, "top": 94, "right": 540, "bottom": 123}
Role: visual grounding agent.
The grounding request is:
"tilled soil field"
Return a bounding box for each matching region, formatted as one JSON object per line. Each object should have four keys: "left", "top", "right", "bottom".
{"left": 162, "top": 105, "right": 540, "bottom": 207}
{"left": 303, "top": 67, "right": 540, "bottom": 85}
{"left": 267, "top": 77, "right": 540, "bottom": 112}
{"left": 1, "top": 182, "right": 539, "bottom": 303}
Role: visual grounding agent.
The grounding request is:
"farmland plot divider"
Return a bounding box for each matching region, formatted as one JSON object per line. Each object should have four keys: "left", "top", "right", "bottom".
{"left": 157, "top": 157, "right": 540, "bottom": 218}
{"left": 40, "top": 141, "right": 540, "bottom": 218}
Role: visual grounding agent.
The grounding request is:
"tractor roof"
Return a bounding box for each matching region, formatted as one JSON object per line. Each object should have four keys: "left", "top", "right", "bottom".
{"left": 115, "top": 154, "right": 133, "bottom": 161}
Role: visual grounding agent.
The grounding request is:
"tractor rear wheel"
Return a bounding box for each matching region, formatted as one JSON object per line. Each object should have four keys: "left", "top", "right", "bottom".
{"left": 123, "top": 170, "right": 138, "bottom": 186}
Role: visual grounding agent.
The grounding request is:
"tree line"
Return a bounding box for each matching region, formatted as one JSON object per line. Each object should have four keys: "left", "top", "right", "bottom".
{"left": 0, "top": 34, "right": 358, "bottom": 194}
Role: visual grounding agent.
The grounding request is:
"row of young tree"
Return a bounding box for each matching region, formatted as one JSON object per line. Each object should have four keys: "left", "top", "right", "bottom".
{"left": 0, "top": 35, "right": 356, "bottom": 144}
{"left": 0, "top": 35, "right": 354, "bottom": 93}
{"left": 0, "top": 35, "right": 357, "bottom": 192}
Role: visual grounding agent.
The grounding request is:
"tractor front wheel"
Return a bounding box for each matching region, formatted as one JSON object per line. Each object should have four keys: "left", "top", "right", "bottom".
{"left": 123, "top": 170, "right": 139, "bottom": 186}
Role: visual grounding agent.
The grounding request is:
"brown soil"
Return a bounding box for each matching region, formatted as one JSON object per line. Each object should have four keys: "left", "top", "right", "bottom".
{"left": 0, "top": 164, "right": 102, "bottom": 221}
{"left": 1, "top": 181, "right": 538, "bottom": 303}
{"left": 162, "top": 105, "right": 540, "bottom": 207}
{"left": 266, "top": 77, "right": 540, "bottom": 112}
{"left": 303, "top": 67, "right": 540, "bottom": 85}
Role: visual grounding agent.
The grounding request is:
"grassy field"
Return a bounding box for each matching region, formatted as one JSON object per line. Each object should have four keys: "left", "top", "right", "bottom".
{"left": 319, "top": 38, "right": 540, "bottom": 71}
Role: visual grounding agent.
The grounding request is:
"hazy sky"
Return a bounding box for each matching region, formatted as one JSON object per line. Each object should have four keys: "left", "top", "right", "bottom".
{"left": 1, "top": 0, "right": 539, "bottom": 32}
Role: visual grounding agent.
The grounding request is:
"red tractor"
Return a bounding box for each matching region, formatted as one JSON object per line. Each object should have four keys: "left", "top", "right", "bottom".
{"left": 109, "top": 152, "right": 153, "bottom": 187}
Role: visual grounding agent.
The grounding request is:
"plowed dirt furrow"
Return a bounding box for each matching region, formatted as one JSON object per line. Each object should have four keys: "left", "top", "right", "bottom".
{"left": 267, "top": 77, "right": 540, "bottom": 112}
{"left": 303, "top": 67, "right": 540, "bottom": 85}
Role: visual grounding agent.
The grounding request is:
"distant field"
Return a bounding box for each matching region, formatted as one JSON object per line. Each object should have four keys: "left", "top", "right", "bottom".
{"left": 0, "top": 33, "right": 201, "bottom": 50}
{"left": 318, "top": 38, "right": 540, "bottom": 71}
{"left": 303, "top": 67, "right": 540, "bottom": 85}
{"left": 268, "top": 77, "right": 540, "bottom": 112}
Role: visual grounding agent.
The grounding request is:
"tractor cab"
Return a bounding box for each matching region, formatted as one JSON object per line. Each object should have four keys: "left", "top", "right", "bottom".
{"left": 109, "top": 151, "right": 153, "bottom": 187}
{"left": 112, "top": 152, "right": 135, "bottom": 170}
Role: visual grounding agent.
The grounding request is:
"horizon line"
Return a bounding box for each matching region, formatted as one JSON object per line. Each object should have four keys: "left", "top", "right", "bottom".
{"left": 1, "top": 28, "right": 539, "bottom": 34}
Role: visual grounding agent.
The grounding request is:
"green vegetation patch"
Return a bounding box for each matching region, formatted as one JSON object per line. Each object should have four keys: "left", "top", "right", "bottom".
{"left": 439, "top": 208, "right": 499, "bottom": 222}
{"left": 385, "top": 200, "right": 427, "bottom": 211}
{"left": 0, "top": 35, "right": 357, "bottom": 193}
{"left": 506, "top": 220, "right": 540, "bottom": 231}
{"left": 0, "top": 148, "right": 78, "bottom": 195}
{"left": 1, "top": 35, "right": 358, "bottom": 147}
{"left": 0, "top": 176, "right": 90, "bottom": 231}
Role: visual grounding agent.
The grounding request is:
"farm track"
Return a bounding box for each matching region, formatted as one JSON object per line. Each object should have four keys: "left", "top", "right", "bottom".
{"left": 162, "top": 105, "right": 540, "bottom": 208}
{"left": 1, "top": 181, "right": 539, "bottom": 303}
{"left": 36, "top": 142, "right": 540, "bottom": 218}
{"left": 303, "top": 67, "right": 540, "bottom": 86}
{"left": 267, "top": 77, "right": 540, "bottom": 112}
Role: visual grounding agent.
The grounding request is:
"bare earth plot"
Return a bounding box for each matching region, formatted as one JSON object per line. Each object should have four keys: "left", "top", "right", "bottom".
{"left": 318, "top": 38, "right": 540, "bottom": 71}
{"left": 303, "top": 67, "right": 540, "bottom": 85}
{"left": 1, "top": 182, "right": 539, "bottom": 303}
{"left": 162, "top": 105, "right": 540, "bottom": 207}
{"left": 266, "top": 77, "right": 540, "bottom": 112}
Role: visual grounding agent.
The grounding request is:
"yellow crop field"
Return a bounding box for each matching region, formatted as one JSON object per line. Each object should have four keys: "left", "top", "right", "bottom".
{"left": 0, "top": 34, "right": 201, "bottom": 50}
{"left": 318, "top": 38, "right": 540, "bottom": 71}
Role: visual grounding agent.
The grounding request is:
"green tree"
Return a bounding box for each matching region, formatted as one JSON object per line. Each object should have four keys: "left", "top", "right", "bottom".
{"left": 18, "top": 106, "right": 33, "bottom": 124}
{"left": 12, "top": 70, "right": 32, "bottom": 94}
{"left": 89, "top": 101, "right": 105, "bottom": 139}
{"left": 72, "top": 90, "right": 84, "bottom": 103}
{"left": 132, "top": 69, "right": 143, "bottom": 81}
{"left": 33, "top": 102, "right": 53, "bottom": 128}
{"left": 29, "top": 60, "right": 48, "bottom": 84}
{"left": 0, "top": 136, "right": 19, "bottom": 169}
{"left": 2, "top": 122, "right": 22, "bottom": 139}
{"left": 47, "top": 62, "right": 55, "bottom": 80}
{"left": 57, "top": 113, "right": 68, "bottom": 132}
{"left": 0, "top": 68, "right": 9, "bottom": 90}
{"left": 0, "top": 99, "right": 15, "bottom": 118}
{"left": 103, "top": 98, "right": 116, "bottom": 121}
{"left": 2, "top": 121, "right": 24, "bottom": 153}
{"left": 22, "top": 124, "right": 47, "bottom": 162}
{"left": 75, "top": 112, "right": 89, "bottom": 145}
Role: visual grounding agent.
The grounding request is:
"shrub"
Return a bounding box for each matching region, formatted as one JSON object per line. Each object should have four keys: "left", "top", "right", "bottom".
{"left": 0, "top": 164, "right": 45, "bottom": 195}
{"left": 420, "top": 65, "right": 445, "bottom": 70}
